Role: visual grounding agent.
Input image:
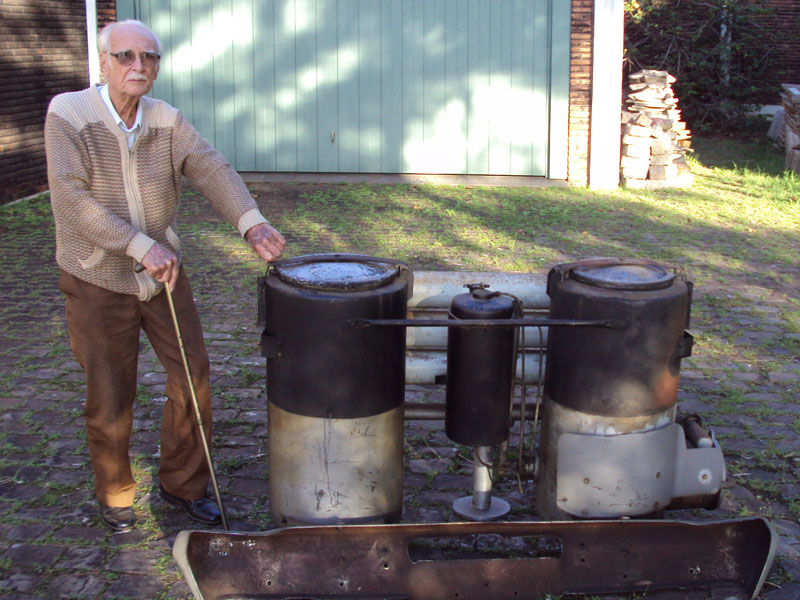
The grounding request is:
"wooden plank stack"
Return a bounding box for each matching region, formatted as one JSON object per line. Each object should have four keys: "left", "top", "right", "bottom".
{"left": 620, "top": 70, "right": 693, "bottom": 189}
{"left": 782, "top": 84, "right": 800, "bottom": 173}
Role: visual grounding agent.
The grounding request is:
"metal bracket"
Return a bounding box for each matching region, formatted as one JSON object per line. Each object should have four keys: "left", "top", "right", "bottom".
{"left": 172, "top": 518, "right": 775, "bottom": 600}
{"left": 678, "top": 329, "right": 694, "bottom": 358}
{"left": 257, "top": 275, "right": 267, "bottom": 329}
{"left": 260, "top": 333, "right": 283, "bottom": 359}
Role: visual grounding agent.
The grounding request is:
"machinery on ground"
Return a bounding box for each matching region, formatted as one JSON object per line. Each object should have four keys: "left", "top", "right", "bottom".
{"left": 172, "top": 254, "right": 774, "bottom": 600}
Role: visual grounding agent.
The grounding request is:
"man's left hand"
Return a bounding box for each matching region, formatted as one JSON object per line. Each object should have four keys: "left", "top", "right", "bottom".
{"left": 245, "top": 223, "right": 286, "bottom": 262}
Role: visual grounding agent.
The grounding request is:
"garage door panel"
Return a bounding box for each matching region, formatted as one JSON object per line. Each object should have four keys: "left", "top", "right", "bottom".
{"left": 443, "top": 0, "right": 469, "bottom": 175}
{"left": 274, "top": 0, "right": 298, "bottom": 172}
{"left": 254, "top": 0, "right": 278, "bottom": 172}
{"left": 531, "top": 0, "right": 549, "bottom": 176}
{"left": 169, "top": 0, "right": 193, "bottom": 125}
{"left": 212, "top": 0, "right": 237, "bottom": 168}
{"left": 189, "top": 0, "right": 216, "bottom": 148}
{"left": 359, "top": 0, "right": 382, "bottom": 173}
{"left": 337, "top": 0, "right": 359, "bottom": 173}
{"left": 232, "top": 0, "right": 257, "bottom": 171}
{"left": 380, "top": 0, "right": 404, "bottom": 173}
{"left": 401, "top": 0, "right": 424, "bottom": 173}
{"left": 548, "top": 0, "right": 571, "bottom": 179}
{"left": 296, "top": 0, "right": 318, "bottom": 172}
{"left": 317, "top": 0, "right": 339, "bottom": 172}
{"left": 510, "top": 0, "right": 536, "bottom": 176}
{"left": 466, "top": 0, "right": 490, "bottom": 174}
{"left": 126, "top": 0, "right": 568, "bottom": 177}
{"left": 488, "top": 0, "right": 513, "bottom": 175}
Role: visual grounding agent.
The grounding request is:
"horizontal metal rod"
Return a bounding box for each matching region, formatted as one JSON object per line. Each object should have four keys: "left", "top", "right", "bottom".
{"left": 404, "top": 402, "right": 537, "bottom": 421}
{"left": 351, "top": 318, "right": 627, "bottom": 329}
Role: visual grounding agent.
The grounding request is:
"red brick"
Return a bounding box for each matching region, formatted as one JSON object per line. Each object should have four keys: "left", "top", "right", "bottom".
{"left": 0, "top": 0, "right": 92, "bottom": 203}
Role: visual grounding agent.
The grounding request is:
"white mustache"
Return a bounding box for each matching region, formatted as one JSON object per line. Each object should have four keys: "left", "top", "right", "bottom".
{"left": 127, "top": 74, "right": 148, "bottom": 81}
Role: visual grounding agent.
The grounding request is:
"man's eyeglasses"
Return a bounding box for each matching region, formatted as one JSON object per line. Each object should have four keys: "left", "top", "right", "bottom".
{"left": 105, "top": 50, "right": 161, "bottom": 68}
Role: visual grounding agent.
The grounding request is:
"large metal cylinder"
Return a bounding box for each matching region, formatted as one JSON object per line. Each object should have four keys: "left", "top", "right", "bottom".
{"left": 543, "top": 259, "right": 692, "bottom": 417}
{"left": 537, "top": 258, "right": 699, "bottom": 519}
{"left": 445, "top": 285, "right": 516, "bottom": 446}
{"left": 261, "top": 254, "right": 412, "bottom": 525}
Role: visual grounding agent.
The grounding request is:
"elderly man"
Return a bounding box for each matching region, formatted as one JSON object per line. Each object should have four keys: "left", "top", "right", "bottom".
{"left": 44, "top": 19, "right": 285, "bottom": 532}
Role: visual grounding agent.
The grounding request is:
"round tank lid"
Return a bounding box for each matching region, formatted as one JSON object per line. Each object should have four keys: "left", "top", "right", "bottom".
{"left": 275, "top": 260, "right": 398, "bottom": 291}
{"left": 571, "top": 263, "right": 675, "bottom": 290}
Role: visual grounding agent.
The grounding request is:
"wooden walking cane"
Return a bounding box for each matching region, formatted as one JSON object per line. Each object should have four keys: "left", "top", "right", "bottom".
{"left": 163, "top": 283, "right": 230, "bottom": 531}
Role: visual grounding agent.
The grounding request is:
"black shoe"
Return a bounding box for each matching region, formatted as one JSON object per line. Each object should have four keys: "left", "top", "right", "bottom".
{"left": 159, "top": 483, "right": 222, "bottom": 525}
{"left": 99, "top": 503, "right": 136, "bottom": 532}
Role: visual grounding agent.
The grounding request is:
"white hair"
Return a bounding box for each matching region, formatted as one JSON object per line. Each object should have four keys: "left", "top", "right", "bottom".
{"left": 97, "top": 19, "right": 162, "bottom": 55}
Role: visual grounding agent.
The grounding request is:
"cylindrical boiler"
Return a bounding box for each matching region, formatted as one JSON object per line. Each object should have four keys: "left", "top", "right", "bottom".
{"left": 536, "top": 258, "right": 713, "bottom": 520}
{"left": 445, "top": 284, "right": 518, "bottom": 521}
{"left": 260, "top": 254, "right": 412, "bottom": 525}
{"left": 445, "top": 284, "right": 517, "bottom": 446}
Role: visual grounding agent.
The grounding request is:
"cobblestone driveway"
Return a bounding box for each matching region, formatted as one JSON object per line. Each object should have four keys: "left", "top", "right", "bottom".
{"left": 0, "top": 188, "right": 798, "bottom": 599}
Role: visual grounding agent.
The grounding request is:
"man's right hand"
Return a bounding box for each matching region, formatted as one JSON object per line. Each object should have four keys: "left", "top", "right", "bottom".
{"left": 140, "top": 243, "right": 179, "bottom": 292}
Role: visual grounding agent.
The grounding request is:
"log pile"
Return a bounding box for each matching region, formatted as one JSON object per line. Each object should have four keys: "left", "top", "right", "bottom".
{"left": 620, "top": 70, "right": 693, "bottom": 189}
{"left": 782, "top": 83, "right": 800, "bottom": 173}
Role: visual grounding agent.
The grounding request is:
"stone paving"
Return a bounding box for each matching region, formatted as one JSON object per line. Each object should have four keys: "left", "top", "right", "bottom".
{"left": 0, "top": 189, "right": 798, "bottom": 599}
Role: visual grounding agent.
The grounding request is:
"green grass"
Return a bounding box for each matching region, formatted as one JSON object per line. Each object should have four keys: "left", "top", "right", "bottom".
{"left": 234, "top": 134, "right": 799, "bottom": 380}
{"left": 1, "top": 134, "right": 797, "bottom": 599}
{"left": 234, "top": 137, "right": 799, "bottom": 285}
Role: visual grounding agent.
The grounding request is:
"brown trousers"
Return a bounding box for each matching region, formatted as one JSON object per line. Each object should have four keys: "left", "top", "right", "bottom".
{"left": 59, "top": 268, "right": 211, "bottom": 507}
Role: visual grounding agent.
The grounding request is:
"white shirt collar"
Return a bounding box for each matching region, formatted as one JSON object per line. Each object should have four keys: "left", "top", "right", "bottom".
{"left": 99, "top": 84, "right": 143, "bottom": 135}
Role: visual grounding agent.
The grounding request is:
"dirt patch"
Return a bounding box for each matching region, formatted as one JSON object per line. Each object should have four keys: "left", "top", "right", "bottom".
{"left": 181, "top": 182, "right": 330, "bottom": 225}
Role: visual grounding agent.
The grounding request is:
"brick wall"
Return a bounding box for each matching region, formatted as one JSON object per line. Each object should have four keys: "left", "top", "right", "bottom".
{"left": 97, "top": 0, "right": 117, "bottom": 29}
{"left": 568, "top": 0, "right": 593, "bottom": 186}
{"left": 759, "top": 0, "right": 800, "bottom": 92}
{"left": 0, "top": 1, "right": 117, "bottom": 205}
{"left": 0, "top": 0, "right": 91, "bottom": 204}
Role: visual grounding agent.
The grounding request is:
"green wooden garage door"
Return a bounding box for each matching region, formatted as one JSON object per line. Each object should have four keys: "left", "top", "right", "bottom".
{"left": 118, "top": 0, "right": 570, "bottom": 178}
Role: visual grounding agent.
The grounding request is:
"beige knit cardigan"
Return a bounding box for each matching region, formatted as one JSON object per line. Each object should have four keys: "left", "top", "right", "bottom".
{"left": 45, "top": 86, "right": 267, "bottom": 301}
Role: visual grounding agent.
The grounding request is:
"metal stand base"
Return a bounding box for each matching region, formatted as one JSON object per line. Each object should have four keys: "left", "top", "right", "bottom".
{"left": 452, "top": 495, "right": 510, "bottom": 521}
{"left": 452, "top": 446, "right": 510, "bottom": 521}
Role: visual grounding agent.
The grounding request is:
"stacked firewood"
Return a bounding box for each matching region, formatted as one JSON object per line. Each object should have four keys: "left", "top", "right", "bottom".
{"left": 620, "top": 70, "right": 693, "bottom": 189}
{"left": 782, "top": 84, "right": 800, "bottom": 173}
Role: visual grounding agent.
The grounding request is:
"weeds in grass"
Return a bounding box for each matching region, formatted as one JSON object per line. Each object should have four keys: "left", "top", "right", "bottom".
{"left": 1, "top": 135, "right": 798, "bottom": 596}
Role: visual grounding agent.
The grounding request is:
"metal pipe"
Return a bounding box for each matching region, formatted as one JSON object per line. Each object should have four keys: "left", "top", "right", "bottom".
{"left": 351, "top": 317, "right": 627, "bottom": 329}
{"left": 408, "top": 271, "right": 548, "bottom": 309}
{"left": 472, "top": 446, "right": 493, "bottom": 511}
{"left": 404, "top": 402, "right": 538, "bottom": 421}
{"left": 406, "top": 351, "right": 544, "bottom": 385}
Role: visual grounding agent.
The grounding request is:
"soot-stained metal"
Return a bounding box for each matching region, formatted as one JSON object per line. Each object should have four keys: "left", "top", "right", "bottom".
{"left": 172, "top": 518, "right": 776, "bottom": 600}
{"left": 261, "top": 254, "right": 412, "bottom": 419}
{"left": 544, "top": 258, "right": 693, "bottom": 417}
{"left": 445, "top": 284, "right": 517, "bottom": 446}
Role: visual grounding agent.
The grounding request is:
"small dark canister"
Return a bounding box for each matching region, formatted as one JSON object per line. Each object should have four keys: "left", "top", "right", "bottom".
{"left": 445, "top": 285, "right": 516, "bottom": 446}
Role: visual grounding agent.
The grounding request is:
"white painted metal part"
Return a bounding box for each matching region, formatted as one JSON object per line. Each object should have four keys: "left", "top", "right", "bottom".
{"left": 408, "top": 271, "right": 548, "bottom": 309}
{"left": 555, "top": 423, "right": 725, "bottom": 518}
{"left": 536, "top": 399, "right": 677, "bottom": 519}
{"left": 406, "top": 350, "right": 544, "bottom": 385}
{"left": 268, "top": 402, "right": 404, "bottom": 525}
